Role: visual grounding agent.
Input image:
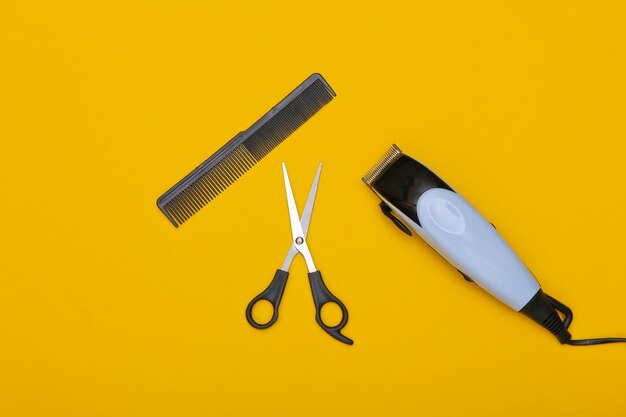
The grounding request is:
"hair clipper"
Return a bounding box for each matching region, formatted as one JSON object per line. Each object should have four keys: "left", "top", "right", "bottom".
{"left": 362, "top": 144, "right": 626, "bottom": 346}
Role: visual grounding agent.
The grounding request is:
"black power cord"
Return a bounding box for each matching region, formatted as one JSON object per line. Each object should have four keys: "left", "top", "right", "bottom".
{"left": 546, "top": 294, "right": 626, "bottom": 346}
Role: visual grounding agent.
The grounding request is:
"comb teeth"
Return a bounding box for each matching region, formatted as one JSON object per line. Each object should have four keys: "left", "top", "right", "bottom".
{"left": 162, "top": 145, "right": 256, "bottom": 225}
{"left": 245, "top": 79, "right": 334, "bottom": 160}
{"left": 361, "top": 144, "right": 403, "bottom": 186}
{"left": 157, "top": 74, "right": 336, "bottom": 227}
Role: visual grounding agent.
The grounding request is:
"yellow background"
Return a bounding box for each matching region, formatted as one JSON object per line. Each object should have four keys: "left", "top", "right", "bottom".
{"left": 1, "top": 1, "right": 626, "bottom": 416}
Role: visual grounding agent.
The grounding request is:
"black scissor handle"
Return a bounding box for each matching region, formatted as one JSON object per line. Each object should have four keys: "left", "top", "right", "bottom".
{"left": 246, "top": 269, "right": 289, "bottom": 329}
{"left": 308, "top": 271, "right": 353, "bottom": 345}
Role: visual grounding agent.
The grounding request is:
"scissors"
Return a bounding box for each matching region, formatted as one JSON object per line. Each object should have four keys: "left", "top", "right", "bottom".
{"left": 246, "top": 162, "right": 353, "bottom": 345}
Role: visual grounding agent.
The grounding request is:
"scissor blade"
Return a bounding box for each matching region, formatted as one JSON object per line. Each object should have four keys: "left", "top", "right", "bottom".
{"left": 282, "top": 163, "right": 307, "bottom": 243}
{"left": 280, "top": 163, "right": 322, "bottom": 271}
{"left": 282, "top": 162, "right": 316, "bottom": 272}
{"left": 301, "top": 163, "right": 322, "bottom": 238}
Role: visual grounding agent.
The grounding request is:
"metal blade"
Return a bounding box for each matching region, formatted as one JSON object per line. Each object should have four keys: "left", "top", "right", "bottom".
{"left": 282, "top": 162, "right": 316, "bottom": 272}
{"left": 280, "top": 163, "right": 322, "bottom": 271}
{"left": 282, "top": 162, "right": 305, "bottom": 240}
{"left": 301, "top": 163, "right": 322, "bottom": 238}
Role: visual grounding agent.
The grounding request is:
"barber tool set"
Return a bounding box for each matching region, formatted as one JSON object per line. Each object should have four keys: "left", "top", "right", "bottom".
{"left": 157, "top": 73, "right": 626, "bottom": 346}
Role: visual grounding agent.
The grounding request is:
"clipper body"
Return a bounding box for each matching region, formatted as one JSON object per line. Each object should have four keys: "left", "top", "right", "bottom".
{"left": 363, "top": 145, "right": 571, "bottom": 343}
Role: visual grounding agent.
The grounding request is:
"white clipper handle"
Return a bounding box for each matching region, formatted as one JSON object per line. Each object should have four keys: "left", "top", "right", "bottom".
{"left": 416, "top": 188, "right": 540, "bottom": 311}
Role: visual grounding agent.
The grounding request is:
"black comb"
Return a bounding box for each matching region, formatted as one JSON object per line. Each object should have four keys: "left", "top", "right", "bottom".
{"left": 157, "top": 73, "right": 336, "bottom": 227}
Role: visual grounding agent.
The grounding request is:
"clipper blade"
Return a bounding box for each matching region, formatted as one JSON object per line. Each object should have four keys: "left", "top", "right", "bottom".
{"left": 361, "top": 144, "right": 403, "bottom": 185}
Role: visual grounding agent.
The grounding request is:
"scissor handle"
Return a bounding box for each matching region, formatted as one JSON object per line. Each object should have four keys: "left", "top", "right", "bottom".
{"left": 246, "top": 269, "right": 289, "bottom": 329}
{"left": 308, "top": 271, "right": 353, "bottom": 345}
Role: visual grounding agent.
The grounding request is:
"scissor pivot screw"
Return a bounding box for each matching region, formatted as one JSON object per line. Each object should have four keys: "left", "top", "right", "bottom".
{"left": 295, "top": 237, "right": 304, "bottom": 245}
